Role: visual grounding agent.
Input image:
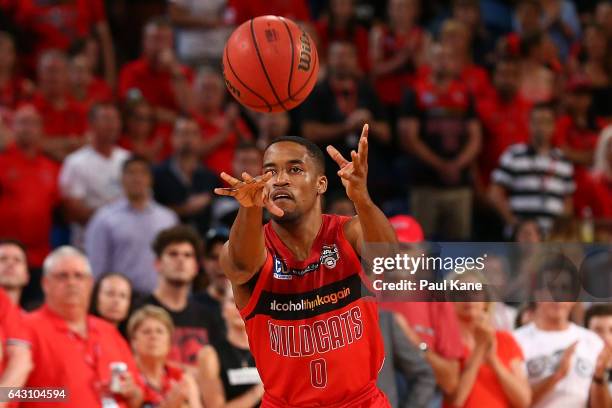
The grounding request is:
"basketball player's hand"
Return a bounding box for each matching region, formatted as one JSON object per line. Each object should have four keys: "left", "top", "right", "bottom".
{"left": 327, "top": 124, "right": 370, "bottom": 205}
{"left": 214, "top": 172, "right": 284, "bottom": 217}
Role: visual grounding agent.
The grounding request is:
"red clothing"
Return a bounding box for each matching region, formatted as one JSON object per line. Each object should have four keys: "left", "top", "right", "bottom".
{"left": 228, "top": 0, "right": 311, "bottom": 24}
{"left": 117, "top": 129, "right": 172, "bottom": 164}
{"left": 118, "top": 58, "right": 193, "bottom": 112}
{"left": 381, "top": 302, "right": 464, "bottom": 359}
{"left": 580, "top": 173, "right": 612, "bottom": 218}
{"left": 0, "top": 76, "right": 30, "bottom": 109}
{"left": 195, "top": 113, "right": 253, "bottom": 176}
{"left": 315, "top": 19, "right": 370, "bottom": 74}
{"left": 0, "top": 144, "right": 59, "bottom": 267}
{"left": 553, "top": 116, "right": 600, "bottom": 216}
{"left": 30, "top": 93, "right": 87, "bottom": 139}
{"left": 417, "top": 64, "right": 492, "bottom": 99}
{"left": 140, "top": 364, "right": 183, "bottom": 406}
{"left": 373, "top": 26, "right": 424, "bottom": 105}
{"left": 446, "top": 331, "right": 524, "bottom": 408}
{"left": 241, "top": 215, "right": 387, "bottom": 407}
{"left": 14, "top": 0, "right": 106, "bottom": 72}
{"left": 19, "top": 305, "right": 143, "bottom": 408}
{"left": 476, "top": 92, "right": 531, "bottom": 186}
{"left": 76, "top": 77, "right": 113, "bottom": 111}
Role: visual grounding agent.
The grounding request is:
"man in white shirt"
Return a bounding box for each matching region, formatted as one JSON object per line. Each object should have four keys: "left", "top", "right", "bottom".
{"left": 514, "top": 256, "right": 604, "bottom": 408}
{"left": 59, "top": 103, "right": 129, "bottom": 248}
{"left": 585, "top": 304, "right": 612, "bottom": 408}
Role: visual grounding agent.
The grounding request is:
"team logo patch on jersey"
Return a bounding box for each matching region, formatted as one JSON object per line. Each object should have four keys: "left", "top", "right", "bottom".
{"left": 320, "top": 244, "right": 339, "bottom": 269}
{"left": 273, "top": 256, "right": 292, "bottom": 280}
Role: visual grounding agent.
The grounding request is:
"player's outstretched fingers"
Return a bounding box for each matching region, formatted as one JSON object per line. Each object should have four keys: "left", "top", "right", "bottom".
{"left": 360, "top": 123, "right": 369, "bottom": 140}
{"left": 264, "top": 197, "right": 285, "bottom": 217}
{"left": 326, "top": 145, "right": 349, "bottom": 169}
{"left": 214, "top": 187, "right": 237, "bottom": 196}
{"left": 350, "top": 150, "right": 362, "bottom": 176}
{"left": 242, "top": 172, "right": 255, "bottom": 183}
{"left": 220, "top": 172, "right": 242, "bottom": 186}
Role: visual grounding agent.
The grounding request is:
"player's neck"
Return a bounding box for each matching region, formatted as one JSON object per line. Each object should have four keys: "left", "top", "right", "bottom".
{"left": 154, "top": 282, "right": 189, "bottom": 312}
{"left": 272, "top": 211, "right": 323, "bottom": 261}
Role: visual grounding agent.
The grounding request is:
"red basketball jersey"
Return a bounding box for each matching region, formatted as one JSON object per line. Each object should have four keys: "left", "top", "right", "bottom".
{"left": 240, "top": 214, "right": 386, "bottom": 407}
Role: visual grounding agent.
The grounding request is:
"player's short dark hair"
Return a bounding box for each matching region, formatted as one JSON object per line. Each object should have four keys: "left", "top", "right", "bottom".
{"left": 266, "top": 136, "right": 326, "bottom": 174}
{"left": 152, "top": 225, "right": 203, "bottom": 260}
{"left": 0, "top": 239, "right": 27, "bottom": 258}
{"left": 585, "top": 304, "right": 612, "bottom": 328}
{"left": 122, "top": 155, "right": 152, "bottom": 174}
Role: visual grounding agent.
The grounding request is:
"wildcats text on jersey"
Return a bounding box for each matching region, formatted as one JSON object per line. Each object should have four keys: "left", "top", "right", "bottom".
{"left": 268, "top": 306, "right": 363, "bottom": 358}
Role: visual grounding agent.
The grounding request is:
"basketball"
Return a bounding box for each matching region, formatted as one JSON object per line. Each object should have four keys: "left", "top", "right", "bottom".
{"left": 222, "top": 15, "right": 319, "bottom": 113}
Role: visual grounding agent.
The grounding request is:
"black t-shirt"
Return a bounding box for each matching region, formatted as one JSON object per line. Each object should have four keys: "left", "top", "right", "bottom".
{"left": 153, "top": 158, "right": 220, "bottom": 233}
{"left": 213, "top": 337, "right": 259, "bottom": 405}
{"left": 135, "top": 294, "right": 221, "bottom": 366}
{"left": 399, "top": 79, "right": 476, "bottom": 187}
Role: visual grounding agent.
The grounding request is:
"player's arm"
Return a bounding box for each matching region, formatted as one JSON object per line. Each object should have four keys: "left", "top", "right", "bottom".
{"left": 215, "top": 172, "right": 283, "bottom": 307}
{"left": 326, "top": 124, "right": 397, "bottom": 257}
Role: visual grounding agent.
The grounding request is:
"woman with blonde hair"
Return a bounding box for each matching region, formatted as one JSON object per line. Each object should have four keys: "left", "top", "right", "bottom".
{"left": 128, "top": 305, "right": 202, "bottom": 408}
{"left": 446, "top": 270, "right": 531, "bottom": 408}
{"left": 579, "top": 126, "right": 612, "bottom": 220}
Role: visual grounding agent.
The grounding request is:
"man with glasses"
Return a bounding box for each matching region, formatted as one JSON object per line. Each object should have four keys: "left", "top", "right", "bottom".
{"left": 18, "top": 246, "right": 143, "bottom": 408}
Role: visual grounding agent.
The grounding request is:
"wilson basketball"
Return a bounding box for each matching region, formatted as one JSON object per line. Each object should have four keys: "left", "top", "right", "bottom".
{"left": 222, "top": 15, "right": 319, "bottom": 113}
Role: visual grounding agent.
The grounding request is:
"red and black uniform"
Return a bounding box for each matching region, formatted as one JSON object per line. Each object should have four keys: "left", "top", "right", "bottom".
{"left": 240, "top": 214, "right": 388, "bottom": 407}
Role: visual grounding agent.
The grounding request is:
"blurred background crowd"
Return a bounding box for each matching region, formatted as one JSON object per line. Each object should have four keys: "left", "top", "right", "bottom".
{"left": 0, "top": 0, "right": 612, "bottom": 407}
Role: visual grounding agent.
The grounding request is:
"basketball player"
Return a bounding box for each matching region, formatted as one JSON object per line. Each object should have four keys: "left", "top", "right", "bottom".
{"left": 214, "top": 124, "right": 396, "bottom": 407}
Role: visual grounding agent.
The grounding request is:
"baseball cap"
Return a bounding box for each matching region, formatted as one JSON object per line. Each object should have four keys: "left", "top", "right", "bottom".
{"left": 389, "top": 215, "right": 424, "bottom": 243}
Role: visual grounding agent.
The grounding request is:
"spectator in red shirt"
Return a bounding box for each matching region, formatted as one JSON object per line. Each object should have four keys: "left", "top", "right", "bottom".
{"left": 449, "top": 271, "right": 531, "bottom": 408}
{"left": 127, "top": 305, "right": 202, "bottom": 407}
{"left": 438, "top": 19, "right": 492, "bottom": 99}
{"left": 0, "top": 286, "right": 32, "bottom": 394}
{"left": 192, "top": 68, "right": 252, "bottom": 176}
{"left": 583, "top": 126, "right": 612, "bottom": 219}
{"left": 31, "top": 49, "right": 87, "bottom": 161}
{"left": 476, "top": 57, "right": 531, "bottom": 190}
{"left": 370, "top": 0, "right": 428, "bottom": 111}
{"left": 0, "top": 105, "right": 59, "bottom": 271}
{"left": 554, "top": 77, "right": 601, "bottom": 216}
{"left": 0, "top": 32, "right": 34, "bottom": 110}
{"left": 568, "top": 24, "right": 610, "bottom": 89}
{"left": 118, "top": 99, "right": 170, "bottom": 164}
{"left": 69, "top": 53, "right": 113, "bottom": 112}
{"left": 227, "top": 0, "right": 311, "bottom": 25}
{"left": 13, "top": 0, "right": 116, "bottom": 86}
{"left": 315, "top": 0, "right": 370, "bottom": 74}
{"left": 118, "top": 17, "right": 193, "bottom": 126}
{"left": 19, "top": 246, "right": 143, "bottom": 408}
{"left": 0, "top": 240, "right": 29, "bottom": 307}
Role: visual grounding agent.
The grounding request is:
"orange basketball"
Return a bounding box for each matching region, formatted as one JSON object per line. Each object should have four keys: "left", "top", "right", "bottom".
{"left": 222, "top": 15, "right": 319, "bottom": 113}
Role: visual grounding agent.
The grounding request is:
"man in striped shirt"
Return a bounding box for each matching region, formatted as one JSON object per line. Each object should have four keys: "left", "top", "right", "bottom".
{"left": 489, "top": 102, "right": 575, "bottom": 234}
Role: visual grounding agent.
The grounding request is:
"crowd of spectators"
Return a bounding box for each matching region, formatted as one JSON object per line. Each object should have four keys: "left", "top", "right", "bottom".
{"left": 1, "top": 0, "right": 612, "bottom": 407}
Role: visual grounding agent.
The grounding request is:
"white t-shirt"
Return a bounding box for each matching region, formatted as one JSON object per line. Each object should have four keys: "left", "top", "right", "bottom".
{"left": 59, "top": 145, "right": 130, "bottom": 248}
{"left": 513, "top": 322, "right": 604, "bottom": 408}
{"left": 172, "top": 0, "right": 234, "bottom": 61}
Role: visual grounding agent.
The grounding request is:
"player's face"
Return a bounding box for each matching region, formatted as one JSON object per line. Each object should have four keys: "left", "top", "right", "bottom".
{"left": 131, "top": 317, "right": 171, "bottom": 359}
{"left": 589, "top": 316, "right": 612, "bottom": 348}
{"left": 0, "top": 244, "right": 29, "bottom": 290}
{"left": 43, "top": 256, "right": 93, "bottom": 311}
{"left": 263, "top": 142, "right": 326, "bottom": 223}
{"left": 96, "top": 275, "right": 131, "bottom": 324}
{"left": 156, "top": 242, "right": 199, "bottom": 285}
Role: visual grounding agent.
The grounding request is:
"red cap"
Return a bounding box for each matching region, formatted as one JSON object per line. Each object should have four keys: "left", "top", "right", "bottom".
{"left": 389, "top": 215, "right": 424, "bottom": 243}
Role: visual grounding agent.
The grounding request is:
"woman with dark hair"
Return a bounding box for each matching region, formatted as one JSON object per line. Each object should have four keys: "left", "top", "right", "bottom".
{"left": 91, "top": 272, "right": 133, "bottom": 333}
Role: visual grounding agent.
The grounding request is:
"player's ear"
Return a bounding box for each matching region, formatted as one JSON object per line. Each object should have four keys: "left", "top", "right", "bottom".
{"left": 317, "top": 175, "right": 328, "bottom": 195}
